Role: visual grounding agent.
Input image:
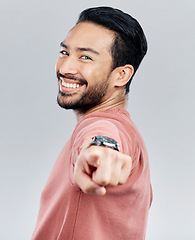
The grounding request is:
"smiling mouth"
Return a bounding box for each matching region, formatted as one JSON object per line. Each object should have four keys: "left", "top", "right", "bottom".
{"left": 59, "top": 77, "right": 85, "bottom": 95}
{"left": 61, "top": 78, "right": 81, "bottom": 89}
{"left": 57, "top": 71, "right": 87, "bottom": 90}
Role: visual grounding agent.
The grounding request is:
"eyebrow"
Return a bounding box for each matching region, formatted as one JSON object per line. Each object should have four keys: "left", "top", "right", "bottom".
{"left": 60, "top": 42, "right": 99, "bottom": 55}
{"left": 60, "top": 42, "right": 69, "bottom": 49}
{"left": 77, "top": 47, "right": 99, "bottom": 55}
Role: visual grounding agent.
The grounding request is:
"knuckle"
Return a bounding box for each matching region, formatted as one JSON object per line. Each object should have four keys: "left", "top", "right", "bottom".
{"left": 120, "top": 172, "right": 129, "bottom": 184}
{"left": 119, "top": 177, "right": 127, "bottom": 185}
{"left": 109, "top": 180, "right": 118, "bottom": 187}
{"left": 98, "top": 177, "right": 110, "bottom": 186}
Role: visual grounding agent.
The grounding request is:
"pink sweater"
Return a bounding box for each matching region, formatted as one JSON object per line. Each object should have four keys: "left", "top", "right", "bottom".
{"left": 31, "top": 108, "right": 152, "bottom": 240}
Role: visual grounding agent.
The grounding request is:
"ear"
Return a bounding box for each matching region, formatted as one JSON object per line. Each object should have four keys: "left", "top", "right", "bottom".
{"left": 114, "top": 65, "right": 134, "bottom": 87}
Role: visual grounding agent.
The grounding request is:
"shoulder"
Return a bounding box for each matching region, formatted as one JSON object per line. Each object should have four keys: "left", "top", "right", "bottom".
{"left": 73, "top": 108, "right": 131, "bottom": 140}
{"left": 72, "top": 118, "right": 121, "bottom": 152}
{"left": 71, "top": 108, "right": 137, "bottom": 154}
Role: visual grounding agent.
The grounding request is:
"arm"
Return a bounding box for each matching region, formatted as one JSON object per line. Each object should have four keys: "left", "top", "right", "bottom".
{"left": 73, "top": 139, "right": 132, "bottom": 195}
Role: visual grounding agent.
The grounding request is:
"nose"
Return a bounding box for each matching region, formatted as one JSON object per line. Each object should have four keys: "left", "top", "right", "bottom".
{"left": 57, "top": 56, "right": 78, "bottom": 75}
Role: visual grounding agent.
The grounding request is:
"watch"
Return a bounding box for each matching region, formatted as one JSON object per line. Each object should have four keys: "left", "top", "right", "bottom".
{"left": 90, "top": 135, "right": 120, "bottom": 151}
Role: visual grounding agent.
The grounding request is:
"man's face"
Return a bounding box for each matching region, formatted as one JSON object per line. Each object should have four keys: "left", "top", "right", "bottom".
{"left": 56, "top": 22, "right": 116, "bottom": 113}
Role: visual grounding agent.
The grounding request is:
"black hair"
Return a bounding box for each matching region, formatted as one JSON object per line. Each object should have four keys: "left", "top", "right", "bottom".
{"left": 77, "top": 6, "right": 147, "bottom": 94}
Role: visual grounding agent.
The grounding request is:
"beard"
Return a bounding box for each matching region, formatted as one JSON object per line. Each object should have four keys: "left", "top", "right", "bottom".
{"left": 57, "top": 79, "right": 109, "bottom": 114}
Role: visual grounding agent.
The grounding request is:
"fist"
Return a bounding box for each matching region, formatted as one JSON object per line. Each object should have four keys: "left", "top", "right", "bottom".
{"left": 74, "top": 141, "right": 132, "bottom": 195}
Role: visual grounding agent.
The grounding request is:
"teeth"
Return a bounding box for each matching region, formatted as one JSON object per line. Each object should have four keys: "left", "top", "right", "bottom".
{"left": 61, "top": 79, "right": 80, "bottom": 89}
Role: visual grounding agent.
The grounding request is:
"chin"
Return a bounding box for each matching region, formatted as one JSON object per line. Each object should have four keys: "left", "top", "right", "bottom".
{"left": 57, "top": 93, "right": 80, "bottom": 110}
{"left": 57, "top": 95, "right": 72, "bottom": 109}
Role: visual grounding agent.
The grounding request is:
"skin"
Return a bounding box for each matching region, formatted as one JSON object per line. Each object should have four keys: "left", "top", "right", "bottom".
{"left": 56, "top": 22, "right": 134, "bottom": 195}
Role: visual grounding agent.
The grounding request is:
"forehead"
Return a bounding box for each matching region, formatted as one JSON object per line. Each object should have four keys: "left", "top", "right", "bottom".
{"left": 63, "top": 22, "right": 115, "bottom": 52}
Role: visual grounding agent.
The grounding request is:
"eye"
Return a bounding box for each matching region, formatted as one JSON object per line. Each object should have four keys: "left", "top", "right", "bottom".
{"left": 59, "top": 50, "right": 69, "bottom": 56}
{"left": 81, "top": 55, "right": 92, "bottom": 60}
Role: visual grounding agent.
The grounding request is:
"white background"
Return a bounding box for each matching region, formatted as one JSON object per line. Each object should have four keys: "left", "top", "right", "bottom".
{"left": 0, "top": 0, "right": 194, "bottom": 239}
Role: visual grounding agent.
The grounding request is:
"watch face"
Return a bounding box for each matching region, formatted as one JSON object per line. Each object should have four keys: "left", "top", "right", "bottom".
{"left": 92, "top": 135, "right": 119, "bottom": 151}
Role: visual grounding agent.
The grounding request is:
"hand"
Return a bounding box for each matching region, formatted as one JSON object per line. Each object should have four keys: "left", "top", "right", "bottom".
{"left": 73, "top": 140, "right": 132, "bottom": 195}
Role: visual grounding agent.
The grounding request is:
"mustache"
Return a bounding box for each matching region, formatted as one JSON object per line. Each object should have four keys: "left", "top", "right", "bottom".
{"left": 57, "top": 72, "right": 87, "bottom": 86}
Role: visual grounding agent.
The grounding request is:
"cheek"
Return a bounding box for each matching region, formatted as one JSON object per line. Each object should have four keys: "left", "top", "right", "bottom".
{"left": 78, "top": 65, "right": 95, "bottom": 82}
{"left": 83, "top": 64, "right": 109, "bottom": 81}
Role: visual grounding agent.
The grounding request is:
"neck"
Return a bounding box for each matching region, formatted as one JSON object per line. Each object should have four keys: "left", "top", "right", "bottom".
{"left": 75, "top": 95, "right": 128, "bottom": 122}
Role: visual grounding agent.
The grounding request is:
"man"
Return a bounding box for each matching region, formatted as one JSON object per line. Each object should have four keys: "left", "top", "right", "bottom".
{"left": 31, "top": 6, "right": 152, "bottom": 240}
